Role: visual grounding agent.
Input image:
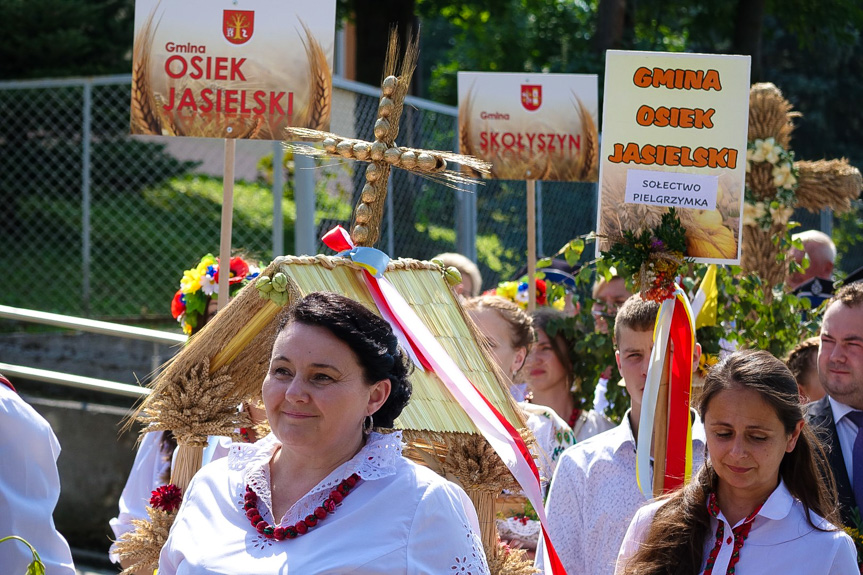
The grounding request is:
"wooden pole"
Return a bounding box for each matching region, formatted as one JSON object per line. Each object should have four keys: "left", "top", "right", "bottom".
{"left": 218, "top": 138, "right": 237, "bottom": 311}
{"left": 652, "top": 342, "right": 673, "bottom": 497}
{"left": 526, "top": 179, "right": 537, "bottom": 312}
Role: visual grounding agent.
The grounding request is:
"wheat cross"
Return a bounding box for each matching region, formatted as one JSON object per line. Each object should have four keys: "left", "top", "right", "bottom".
{"left": 742, "top": 83, "right": 861, "bottom": 286}
{"left": 284, "top": 31, "right": 490, "bottom": 248}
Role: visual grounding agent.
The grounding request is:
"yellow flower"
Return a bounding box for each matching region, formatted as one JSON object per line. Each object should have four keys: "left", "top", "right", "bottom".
{"left": 180, "top": 267, "right": 203, "bottom": 293}
{"left": 195, "top": 254, "right": 217, "bottom": 275}
{"left": 496, "top": 282, "right": 518, "bottom": 300}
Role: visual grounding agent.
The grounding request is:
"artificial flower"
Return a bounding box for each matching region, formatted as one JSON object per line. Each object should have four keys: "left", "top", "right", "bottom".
{"left": 171, "top": 254, "right": 260, "bottom": 334}
{"left": 742, "top": 201, "right": 767, "bottom": 227}
{"left": 772, "top": 162, "right": 797, "bottom": 190}
{"left": 150, "top": 484, "right": 183, "bottom": 512}
{"left": 171, "top": 290, "right": 186, "bottom": 319}
{"left": 179, "top": 267, "right": 203, "bottom": 294}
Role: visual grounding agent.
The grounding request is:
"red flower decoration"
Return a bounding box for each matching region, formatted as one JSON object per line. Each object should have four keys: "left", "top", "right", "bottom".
{"left": 170, "top": 290, "right": 185, "bottom": 319}
{"left": 150, "top": 484, "right": 183, "bottom": 512}
{"left": 535, "top": 279, "right": 547, "bottom": 305}
{"left": 214, "top": 257, "right": 251, "bottom": 284}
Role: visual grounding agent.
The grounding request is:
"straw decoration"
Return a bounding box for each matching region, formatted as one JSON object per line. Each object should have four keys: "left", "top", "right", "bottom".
{"left": 741, "top": 82, "right": 862, "bottom": 285}
{"left": 486, "top": 541, "right": 540, "bottom": 575}
{"left": 285, "top": 28, "right": 490, "bottom": 247}
{"left": 794, "top": 159, "right": 862, "bottom": 214}
{"left": 747, "top": 83, "right": 796, "bottom": 147}
{"left": 114, "top": 506, "right": 175, "bottom": 575}
{"left": 137, "top": 357, "right": 250, "bottom": 446}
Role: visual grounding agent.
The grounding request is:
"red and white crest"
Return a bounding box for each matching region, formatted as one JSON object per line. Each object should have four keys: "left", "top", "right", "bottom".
{"left": 223, "top": 10, "right": 254, "bottom": 45}
{"left": 521, "top": 84, "right": 542, "bottom": 111}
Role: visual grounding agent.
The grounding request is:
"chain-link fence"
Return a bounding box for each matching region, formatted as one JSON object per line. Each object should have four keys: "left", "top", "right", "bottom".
{"left": 1, "top": 74, "right": 600, "bottom": 322}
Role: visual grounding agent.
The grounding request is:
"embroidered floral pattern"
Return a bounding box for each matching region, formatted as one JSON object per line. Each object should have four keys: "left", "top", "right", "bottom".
{"left": 450, "top": 522, "right": 488, "bottom": 573}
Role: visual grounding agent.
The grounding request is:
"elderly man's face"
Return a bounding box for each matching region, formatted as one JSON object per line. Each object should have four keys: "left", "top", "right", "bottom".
{"left": 787, "top": 243, "right": 832, "bottom": 290}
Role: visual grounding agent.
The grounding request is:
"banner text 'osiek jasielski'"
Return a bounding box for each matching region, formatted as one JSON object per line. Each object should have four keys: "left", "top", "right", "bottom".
{"left": 596, "top": 50, "right": 751, "bottom": 264}
{"left": 131, "top": 0, "right": 335, "bottom": 140}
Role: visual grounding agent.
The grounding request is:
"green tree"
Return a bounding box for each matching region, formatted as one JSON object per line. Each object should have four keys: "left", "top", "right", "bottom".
{"left": 0, "top": 0, "right": 134, "bottom": 80}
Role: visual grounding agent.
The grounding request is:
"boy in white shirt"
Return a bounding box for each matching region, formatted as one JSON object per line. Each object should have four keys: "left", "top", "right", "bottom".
{"left": 536, "top": 294, "right": 704, "bottom": 575}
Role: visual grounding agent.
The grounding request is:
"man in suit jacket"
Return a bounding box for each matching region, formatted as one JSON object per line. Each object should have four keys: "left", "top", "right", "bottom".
{"left": 807, "top": 282, "right": 863, "bottom": 528}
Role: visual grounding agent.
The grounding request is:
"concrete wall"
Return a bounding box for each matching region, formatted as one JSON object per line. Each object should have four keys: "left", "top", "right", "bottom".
{"left": 1, "top": 331, "right": 178, "bottom": 557}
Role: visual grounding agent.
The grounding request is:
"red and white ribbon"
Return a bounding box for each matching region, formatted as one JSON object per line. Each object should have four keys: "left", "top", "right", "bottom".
{"left": 323, "top": 226, "right": 566, "bottom": 574}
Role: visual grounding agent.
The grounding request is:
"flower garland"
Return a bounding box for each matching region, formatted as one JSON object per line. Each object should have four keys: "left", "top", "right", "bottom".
{"left": 242, "top": 473, "right": 361, "bottom": 540}
{"left": 743, "top": 137, "right": 799, "bottom": 230}
{"left": 601, "top": 208, "right": 688, "bottom": 303}
{"left": 485, "top": 278, "right": 565, "bottom": 311}
{"left": 170, "top": 254, "right": 260, "bottom": 334}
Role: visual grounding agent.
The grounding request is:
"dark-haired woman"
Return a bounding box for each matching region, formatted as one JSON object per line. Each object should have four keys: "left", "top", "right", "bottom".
{"left": 616, "top": 350, "right": 856, "bottom": 575}
{"left": 526, "top": 308, "right": 614, "bottom": 441}
{"left": 158, "top": 292, "right": 489, "bottom": 574}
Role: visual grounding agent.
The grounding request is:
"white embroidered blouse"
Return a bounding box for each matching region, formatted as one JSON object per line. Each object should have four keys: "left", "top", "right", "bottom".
{"left": 109, "top": 432, "right": 232, "bottom": 563}
{"left": 616, "top": 480, "right": 857, "bottom": 574}
{"left": 158, "top": 431, "right": 490, "bottom": 575}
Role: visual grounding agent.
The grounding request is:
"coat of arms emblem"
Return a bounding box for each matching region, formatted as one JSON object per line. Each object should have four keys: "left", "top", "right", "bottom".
{"left": 223, "top": 10, "right": 254, "bottom": 45}
{"left": 521, "top": 84, "right": 542, "bottom": 111}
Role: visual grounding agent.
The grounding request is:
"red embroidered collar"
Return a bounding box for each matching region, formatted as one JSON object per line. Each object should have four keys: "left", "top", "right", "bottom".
{"left": 703, "top": 492, "right": 763, "bottom": 575}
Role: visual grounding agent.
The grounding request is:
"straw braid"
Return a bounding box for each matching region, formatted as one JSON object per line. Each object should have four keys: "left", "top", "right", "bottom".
{"left": 138, "top": 358, "right": 250, "bottom": 446}
{"left": 114, "top": 506, "right": 175, "bottom": 575}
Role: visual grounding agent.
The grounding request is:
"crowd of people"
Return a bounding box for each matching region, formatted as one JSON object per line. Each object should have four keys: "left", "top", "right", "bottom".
{"left": 3, "top": 235, "right": 863, "bottom": 574}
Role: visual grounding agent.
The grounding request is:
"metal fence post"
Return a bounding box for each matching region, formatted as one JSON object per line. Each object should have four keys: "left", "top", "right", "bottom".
{"left": 536, "top": 180, "right": 544, "bottom": 257}
{"left": 454, "top": 132, "right": 477, "bottom": 262}
{"left": 294, "top": 151, "right": 316, "bottom": 255}
{"left": 81, "top": 81, "right": 92, "bottom": 315}
{"left": 820, "top": 208, "right": 833, "bottom": 237}
{"left": 272, "top": 141, "right": 284, "bottom": 257}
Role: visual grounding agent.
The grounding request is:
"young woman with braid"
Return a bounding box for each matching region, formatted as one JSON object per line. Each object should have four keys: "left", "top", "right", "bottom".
{"left": 616, "top": 350, "right": 856, "bottom": 575}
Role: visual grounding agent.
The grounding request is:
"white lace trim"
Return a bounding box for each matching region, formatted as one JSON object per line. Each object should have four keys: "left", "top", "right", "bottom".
{"left": 229, "top": 431, "right": 403, "bottom": 525}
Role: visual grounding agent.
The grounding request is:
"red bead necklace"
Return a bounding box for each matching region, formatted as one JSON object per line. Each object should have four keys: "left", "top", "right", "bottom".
{"left": 242, "top": 473, "right": 361, "bottom": 540}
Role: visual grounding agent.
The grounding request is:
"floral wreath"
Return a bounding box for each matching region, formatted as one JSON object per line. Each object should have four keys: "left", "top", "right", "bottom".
{"left": 170, "top": 254, "right": 260, "bottom": 334}
{"left": 485, "top": 277, "right": 565, "bottom": 311}
{"left": 743, "top": 137, "right": 799, "bottom": 230}
{"left": 602, "top": 208, "right": 689, "bottom": 303}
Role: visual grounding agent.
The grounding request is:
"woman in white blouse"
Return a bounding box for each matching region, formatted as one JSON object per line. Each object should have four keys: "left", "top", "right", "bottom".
{"left": 616, "top": 350, "right": 856, "bottom": 575}
{"left": 158, "top": 292, "right": 488, "bottom": 574}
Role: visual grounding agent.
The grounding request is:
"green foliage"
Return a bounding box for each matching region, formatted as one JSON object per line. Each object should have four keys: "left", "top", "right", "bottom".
{"left": 834, "top": 200, "right": 863, "bottom": 274}
{"left": 0, "top": 0, "right": 135, "bottom": 80}
{"left": 710, "top": 265, "right": 818, "bottom": 359}
{"left": 601, "top": 208, "right": 688, "bottom": 281}
{"left": 539, "top": 234, "right": 628, "bottom": 422}
{"left": 417, "top": 0, "right": 601, "bottom": 104}
{"left": 93, "top": 140, "right": 200, "bottom": 194}
{"left": 0, "top": 535, "right": 45, "bottom": 575}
